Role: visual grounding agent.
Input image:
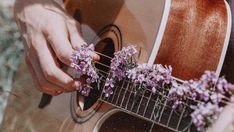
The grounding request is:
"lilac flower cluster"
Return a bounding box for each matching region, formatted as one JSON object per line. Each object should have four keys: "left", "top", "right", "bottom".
{"left": 168, "top": 71, "right": 234, "bottom": 108}
{"left": 110, "top": 45, "right": 138, "bottom": 80}
{"left": 168, "top": 71, "right": 234, "bottom": 131}
{"left": 127, "top": 64, "right": 172, "bottom": 94}
{"left": 103, "top": 45, "right": 137, "bottom": 97}
{"left": 190, "top": 103, "right": 223, "bottom": 132}
{"left": 70, "top": 43, "right": 234, "bottom": 131}
{"left": 70, "top": 44, "right": 99, "bottom": 96}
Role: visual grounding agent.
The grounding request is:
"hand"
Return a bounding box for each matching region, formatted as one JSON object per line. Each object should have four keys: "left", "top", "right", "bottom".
{"left": 14, "top": 0, "right": 99, "bottom": 96}
{"left": 207, "top": 104, "right": 234, "bottom": 132}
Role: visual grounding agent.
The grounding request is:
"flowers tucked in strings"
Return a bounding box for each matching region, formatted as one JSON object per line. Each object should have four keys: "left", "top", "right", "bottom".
{"left": 103, "top": 45, "right": 138, "bottom": 97}
{"left": 127, "top": 64, "right": 172, "bottom": 94}
{"left": 190, "top": 102, "right": 223, "bottom": 132}
{"left": 168, "top": 71, "right": 234, "bottom": 131}
{"left": 70, "top": 44, "right": 234, "bottom": 131}
{"left": 169, "top": 71, "right": 234, "bottom": 108}
{"left": 70, "top": 44, "right": 99, "bottom": 96}
{"left": 110, "top": 45, "right": 138, "bottom": 80}
{"left": 103, "top": 45, "right": 172, "bottom": 97}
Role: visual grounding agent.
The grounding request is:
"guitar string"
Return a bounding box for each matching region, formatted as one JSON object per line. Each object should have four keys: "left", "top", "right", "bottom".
{"left": 119, "top": 79, "right": 130, "bottom": 108}
{"left": 136, "top": 87, "right": 147, "bottom": 113}
{"left": 90, "top": 63, "right": 193, "bottom": 130}
{"left": 96, "top": 73, "right": 192, "bottom": 129}
{"left": 124, "top": 82, "right": 134, "bottom": 110}
{"left": 96, "top": 72, "right": 183, "bottom": 113}
{"left": 143, "top": 89, "right": 153, "bottom": 117}
{"left": 72, "top": 52, "right": 232, "bottom": 111}
{"left": 166, "top": 107, "right": 174, "bottom": 126}
{"left": 130, "top": 84, "right": 140, "bottom": 111}
{"left": 93, "top": 56, "right": 232, "bottom": 105}
{"left": 98, "top": 79, "right": 228, "bottom": 130}
{"left": 114, "top": 79, "right": 126, "bottom": 106}
{"left": 176, "top": 100, "right": 188, "bottom": 130}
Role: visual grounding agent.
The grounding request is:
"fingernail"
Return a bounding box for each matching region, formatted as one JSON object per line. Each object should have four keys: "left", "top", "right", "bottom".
{"left": 91, "top": 52, "right": 100, "bottom": 60}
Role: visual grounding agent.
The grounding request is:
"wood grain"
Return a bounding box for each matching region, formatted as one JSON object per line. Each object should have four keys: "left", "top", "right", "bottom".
{"left": 155, "top": 0, "right": 227, "bottom": 80}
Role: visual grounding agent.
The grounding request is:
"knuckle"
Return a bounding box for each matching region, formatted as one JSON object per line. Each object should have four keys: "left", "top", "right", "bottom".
{"left": 47, "top": 25, "right": 56, "bottom": 33}
{"left": 39, "top": 86, "right": 54, "bottom": 96}
{"left": 64, "top": 80, "right": 75, "bottom": 89}
{"left": 67, "top": 19, "right": 76, "bottom": 25}
{"left": 43, "top": 68, "right": 57, "bottom": 81}
{"left": 34, "top": 81, "right": 58, "bottom": 96}
{"left": 57, "top": 51, "right": 70, "bottom": 63}
{"left": 37, "top": 77, "right": 49, "bottom": 89}
{"left": 70, "top": 21, "right": 77, "bottom": 27}
{"left": 69, "top": 30, "right": 78, "bottom": 36}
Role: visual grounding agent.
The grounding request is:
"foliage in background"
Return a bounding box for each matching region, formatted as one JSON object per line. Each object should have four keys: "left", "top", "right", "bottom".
{"left": 0, "top": 4, "right": 24, "bottom": 124}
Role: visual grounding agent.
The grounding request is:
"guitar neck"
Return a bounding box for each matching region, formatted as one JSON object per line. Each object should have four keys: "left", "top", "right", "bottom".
{"left": 96, "top": 72, "right": 194, "bottom": 131}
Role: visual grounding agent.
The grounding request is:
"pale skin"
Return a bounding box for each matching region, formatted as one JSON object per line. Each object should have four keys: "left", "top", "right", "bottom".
{"left": 14, "top": 0, "right": 99, "bottom": 96}
{"left": 14, "top": 0, "right": 234, "bottom": 131}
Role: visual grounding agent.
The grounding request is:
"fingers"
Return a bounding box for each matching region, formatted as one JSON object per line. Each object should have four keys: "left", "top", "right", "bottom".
{"left": 90, "top": 51, "right": 100, "bottom": 61}
{"left": 66, "top": 19, "right": 100, "bottom": 61}
{"left": 29, "top": 33, "right": 79, "bottom": 92}
{"left": 25, "top": 55, "right": 62, "bottom": 96}
{"left": 43, "top": 18, "right": 74, "bottom": 65}
{"left": 66, "top": 19, "right": 86, "bottom": 48}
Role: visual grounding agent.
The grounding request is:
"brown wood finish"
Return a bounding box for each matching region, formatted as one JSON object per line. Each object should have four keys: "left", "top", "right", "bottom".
{"left": 155, "top": 0, "right": 228, "bottom": 80}
{"left": 64, "top": 0, "right": 165, "bottom": 63}
{"left": 63, "top": 0, "right": 168, "bottom": 131}
{"left": 0, "top": 0, "right": 230, "bottom": 132}
{"left": 0, "top": 63, "right": 170, "bottom": 132}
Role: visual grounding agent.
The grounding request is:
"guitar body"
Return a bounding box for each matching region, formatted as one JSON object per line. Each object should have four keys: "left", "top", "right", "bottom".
{"left": 1, "top": 0, "right": 231, "bottom": 132}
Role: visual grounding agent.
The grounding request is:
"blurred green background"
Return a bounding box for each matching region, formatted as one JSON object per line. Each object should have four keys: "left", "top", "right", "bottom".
{"left": 0, "top": 0, "right": 24, "bottom": 125}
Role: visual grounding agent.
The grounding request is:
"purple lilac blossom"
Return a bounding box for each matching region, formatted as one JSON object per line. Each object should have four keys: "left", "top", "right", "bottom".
{"left": 231, "top": 96, "right": 234, "bottom": 103}
{"left": 168, "top": 81, "right": 191, "bottom": 108}
{"left": 127, "top": 63, "right": 172, "bottom": 94}
{"left": 103, "top": 45, "right": 138, "bottom": 97}
{"left": 70, "top": 44, "right": 234, "bottom": 131}
{"left": 168, "top": 71, "right": 234, "bottom": 108}
{"left": 168, "top": 71, "right": 234, "bottom": 131}
{"left": 110, "top": 45, "right": 137, "bottom": 80}
{"left": 190, "top": 102, "right": 223, "bottom": 132}
{"left": 70, "top": 44, "right": 99, "bottom": 96}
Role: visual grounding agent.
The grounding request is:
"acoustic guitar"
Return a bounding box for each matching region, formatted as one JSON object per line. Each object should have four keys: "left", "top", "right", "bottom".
{"left": 0, "top": 0, "right": 232, "bottom": 132}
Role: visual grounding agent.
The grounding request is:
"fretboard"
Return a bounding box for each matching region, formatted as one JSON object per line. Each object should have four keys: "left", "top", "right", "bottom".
{"left": 95, "top": 68, "right": 196, "bottom": 132}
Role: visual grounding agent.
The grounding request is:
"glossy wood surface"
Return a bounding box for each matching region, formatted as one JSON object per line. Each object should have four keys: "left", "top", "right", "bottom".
{"left": 155, "top": 0, "right": 228, "bottom": 80}
{"left": 0, "top": 0, "right": 231, "bottom": 132}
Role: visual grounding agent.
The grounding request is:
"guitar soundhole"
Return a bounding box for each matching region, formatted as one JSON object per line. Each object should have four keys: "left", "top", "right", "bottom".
{"left": 83, "top": 38, "right": 115, "bottom": 110}
{"left": 70, "top": 24, "right": 121, "bottom": 123}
